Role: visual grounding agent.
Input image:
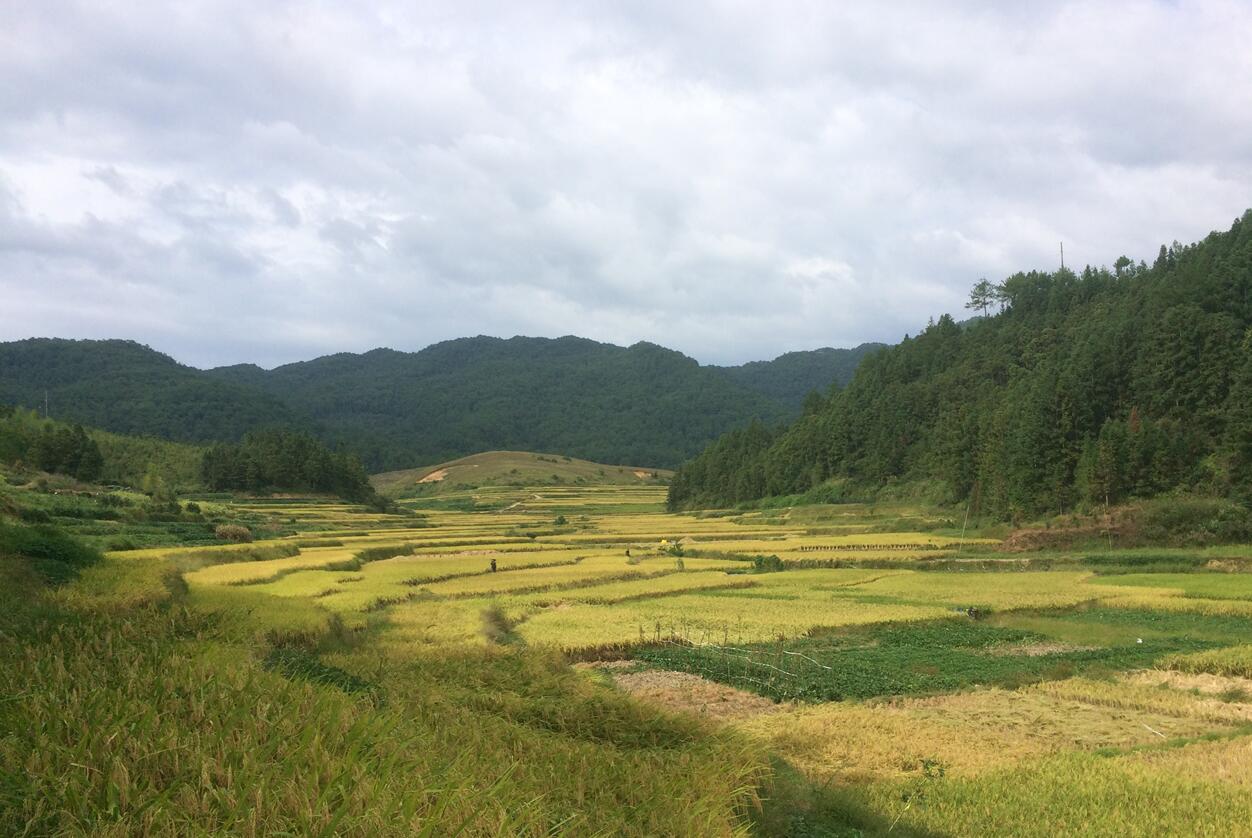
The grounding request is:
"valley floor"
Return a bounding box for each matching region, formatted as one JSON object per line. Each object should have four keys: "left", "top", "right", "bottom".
{"left": 5, "top": 484, "right": 1252, "bottom": 835}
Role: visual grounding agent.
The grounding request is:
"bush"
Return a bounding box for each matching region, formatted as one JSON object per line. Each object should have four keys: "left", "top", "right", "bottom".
{"left": 0, "top": 522, "right": 101, "bottom": 583}
{"left": 752, "top": 554, "right": 786, "bottom": 573}
{"left": 1134, "top": 497, "right": 1252, "bottom": 545}
{"left": 214, "top": 524, "right": 253, "bottom": 543}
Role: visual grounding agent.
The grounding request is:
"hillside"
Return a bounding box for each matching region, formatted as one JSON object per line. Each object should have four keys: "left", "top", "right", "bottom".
{"left": 1, "top": 335, "right": 883, "bottom": 473}
{"left": 0, "top": 404, "right": 205, "bottom": 490}
{"left": 0, "top": 339, "right": 299, "bottom": 442}
{"left": 205, "top": 336, "right": 797, "bottom": 471}
{"left": 711, "top": 343, "right": 886, "bottom": 411}
{"left": 371, "top": 450, "right": 670, "bottom": 495}
{"left": 669, "top": 211, "right": 1252, "bottom": 516}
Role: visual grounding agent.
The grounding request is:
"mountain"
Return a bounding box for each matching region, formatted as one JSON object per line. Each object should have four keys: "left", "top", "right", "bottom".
{"left": 668, "top": 212, "right": 1252, "bottom": 516}
{"left": 712, "top": 343, "right": 886, "bottom": 411}
{"left": 205, "top": 336, "right": 791, "bottom": 471}
{"left": 1, "top": 333, "right": 885, "bottom": 473}
{"left": 0, "top": 339, "right": 299, "bottom": 442}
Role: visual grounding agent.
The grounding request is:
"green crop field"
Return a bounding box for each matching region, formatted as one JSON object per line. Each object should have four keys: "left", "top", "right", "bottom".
{"left": 5, "top": 477, "right": 1252, "bottom": 836}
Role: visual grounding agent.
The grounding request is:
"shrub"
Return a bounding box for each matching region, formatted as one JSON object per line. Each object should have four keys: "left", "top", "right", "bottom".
{"left": 752, "top": 554, "right": 786, "bottom": 573}
{"left": 0, "top": 522, "right": 101, "bottom": 583}
{"left": 215, "top": 524, "right": 253, "bottom": 543}
{"left": 1135, "top": 497, "right": 1252, "bottom": 545}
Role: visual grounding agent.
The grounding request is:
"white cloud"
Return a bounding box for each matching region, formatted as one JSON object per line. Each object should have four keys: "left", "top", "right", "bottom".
{"left": 1, "top": 0, "right": 1250, "bottom": 368}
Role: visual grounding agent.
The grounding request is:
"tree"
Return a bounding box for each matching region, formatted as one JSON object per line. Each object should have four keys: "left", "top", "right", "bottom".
{"left": 965, "top": 278, "right": 996, "bottom": 317}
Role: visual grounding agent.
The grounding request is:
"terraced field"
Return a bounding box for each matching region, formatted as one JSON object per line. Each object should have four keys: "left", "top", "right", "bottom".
{"left": 89, "top": 484, "right": 1252, "bottom": 835}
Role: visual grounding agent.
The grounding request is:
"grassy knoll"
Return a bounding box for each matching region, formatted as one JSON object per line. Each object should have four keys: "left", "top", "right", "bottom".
{"left": 372, "top": 450, "right": 671, "bottom": 497}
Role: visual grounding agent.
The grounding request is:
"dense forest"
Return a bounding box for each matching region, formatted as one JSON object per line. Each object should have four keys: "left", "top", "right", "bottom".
{"left": 710, "top": 343, "right": 886, "bottom": 411}
{"left": 669, "top": 212, "right": 1252, "bottom": 518}
{"left": 0, "top": 335, "right": 876, "bottom": 472}
{"left": 200, "top": 429, "right": 380, "bottom": 505}
{"left": 206, "top": 337, "right": 795, "bottom": 470}
{"left": 0, "top": 339, "right": 299, "bottom": 440}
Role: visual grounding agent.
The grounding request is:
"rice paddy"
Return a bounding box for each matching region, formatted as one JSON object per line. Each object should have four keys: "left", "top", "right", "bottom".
{"left": 11, "top": 480, "right": 1252, "bottom": 835}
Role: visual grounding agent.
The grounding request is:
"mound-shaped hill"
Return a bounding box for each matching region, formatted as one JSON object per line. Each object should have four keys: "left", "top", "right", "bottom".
{"left": 371, "top": 450, "right": 671, "bottom": 496}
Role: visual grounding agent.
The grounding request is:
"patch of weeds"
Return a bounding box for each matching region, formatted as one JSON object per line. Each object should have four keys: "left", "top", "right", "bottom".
{"left": 1217, "top": 686, "right": 1250, "bottom": 703}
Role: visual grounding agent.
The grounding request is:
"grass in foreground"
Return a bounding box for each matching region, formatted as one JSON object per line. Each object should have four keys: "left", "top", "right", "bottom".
{"left": 0, "top": 538, "right": 768, "bottom": 835}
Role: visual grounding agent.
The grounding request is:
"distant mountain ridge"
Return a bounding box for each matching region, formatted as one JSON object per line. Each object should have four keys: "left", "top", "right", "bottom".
{"left": 0, "top": 335, "right": 884, "bottom": 471}
{"left": 711, "top": 343, "right": 886, "bottom": 410}
{"left": 0, "top": 338, "right": 299, "bottom": 441}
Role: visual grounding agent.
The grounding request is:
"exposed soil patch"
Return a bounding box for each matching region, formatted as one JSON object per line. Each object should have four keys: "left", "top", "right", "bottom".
{"left": 633, "top": 470, "right": 650, "bottom": 479}
{"left": 418, "top": 468, "right": 449, "bottom": 483}
{"left": 588, "top": 665, "right": 789, "bottom": 720}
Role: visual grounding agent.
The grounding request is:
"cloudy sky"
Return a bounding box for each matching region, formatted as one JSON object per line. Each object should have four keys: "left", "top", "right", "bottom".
{"left": 2, "top": 1, "right": 1250, "bottom": 369}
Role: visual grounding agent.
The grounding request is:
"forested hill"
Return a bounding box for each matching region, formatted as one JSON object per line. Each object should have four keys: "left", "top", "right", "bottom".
{"left": 669, "top": 212, "right": 1252, "bottom": 516}
{"left": 0, "top": 339, "right": 299, "bottom": 441}
{"left": 710, "top": 343, "right": 886, "bottom": 411}
{"left": 0, "top": 335, "right": 882, "bottom": 473}
{"left": 205, "top": 336, "right": 791, "bottom": 471}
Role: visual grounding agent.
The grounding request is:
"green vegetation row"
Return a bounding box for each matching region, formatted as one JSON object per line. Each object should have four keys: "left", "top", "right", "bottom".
{"left": 670, "top": 210, "right": 1252, "bottom": 518}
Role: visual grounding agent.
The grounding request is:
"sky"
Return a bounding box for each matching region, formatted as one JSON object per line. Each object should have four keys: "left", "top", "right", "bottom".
{"left": 2, "top": 1, "right": 1251, "bottom": 369}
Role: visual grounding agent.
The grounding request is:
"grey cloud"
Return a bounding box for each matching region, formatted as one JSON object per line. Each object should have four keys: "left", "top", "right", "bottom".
{"left": 2, "top": 1, "right": 1251, "bottom": 369}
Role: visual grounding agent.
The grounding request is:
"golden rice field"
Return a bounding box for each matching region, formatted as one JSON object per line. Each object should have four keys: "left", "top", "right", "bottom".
{"left": 56, "top": 483, "right": 1252, "bottom": 835}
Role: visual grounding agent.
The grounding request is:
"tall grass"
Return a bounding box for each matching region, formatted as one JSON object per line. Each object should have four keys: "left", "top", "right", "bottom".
{"left": 1, "top": 544, "right": 769, "bottom": 835}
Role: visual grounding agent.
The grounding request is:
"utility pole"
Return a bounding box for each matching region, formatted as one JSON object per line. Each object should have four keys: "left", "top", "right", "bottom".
{"left": 44, "top": 389, "right": 49, "bottom": 419}
{"left": 1060, "top": 241, "right": 1065, "bottom": 271}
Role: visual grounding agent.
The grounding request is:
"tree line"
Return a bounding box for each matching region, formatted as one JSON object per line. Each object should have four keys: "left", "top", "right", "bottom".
{"left": 0, "top": 406, "right": 205, "bottom": 490}
{"left": 200, "top": 428, "right": 380, "bottom": 505}
{"left": 669, "top": 212, "right": 1252, "bottom": 518}
{"left": 0, "top": 407, "right": 104, "bottom": 482}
